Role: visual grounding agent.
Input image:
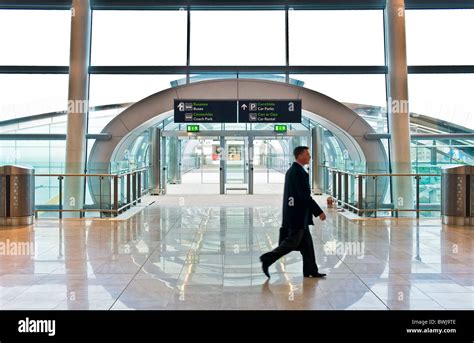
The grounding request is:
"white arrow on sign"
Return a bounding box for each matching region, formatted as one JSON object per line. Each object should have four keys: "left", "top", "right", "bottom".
{"left": 241, "top": 104, "right": 248, "bottom": 110}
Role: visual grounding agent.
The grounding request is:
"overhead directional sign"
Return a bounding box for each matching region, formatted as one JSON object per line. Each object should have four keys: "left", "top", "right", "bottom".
{"left": 174, "top": 99, "right": 302, "bottom": 124}
{"left": 174, "top": 100, "right": 237, "bottom": 123}
{"left": 238, "top": 100, "right": 302, "bottom": 123}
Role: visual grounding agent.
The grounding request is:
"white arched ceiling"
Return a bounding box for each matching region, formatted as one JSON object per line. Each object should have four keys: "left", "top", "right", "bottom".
{"left": 88, "top": 79, "right": 389, "bottom": 203}
{"left": 90, "top": 79, "right": 387, "bottom": 170}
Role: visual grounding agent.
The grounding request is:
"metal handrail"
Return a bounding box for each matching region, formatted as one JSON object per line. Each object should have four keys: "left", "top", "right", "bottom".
{"left": 34, "top": 167, "right": 151, "bottom": 219}
{"left": 35, "top": 167, "right": 149, "bottom": 178}
{"left": 325, "top": 167, "right": 442, "bottom": 218}
{"left": 327, "top": 168, "right": 440, "bottom": 178}
{"left": 35, "top": 173, "right": 116, "bottom": 177}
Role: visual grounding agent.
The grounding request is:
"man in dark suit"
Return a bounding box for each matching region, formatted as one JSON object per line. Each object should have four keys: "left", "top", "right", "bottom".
{"left": 260, "top": 146, "right": 327, "bottom": 278}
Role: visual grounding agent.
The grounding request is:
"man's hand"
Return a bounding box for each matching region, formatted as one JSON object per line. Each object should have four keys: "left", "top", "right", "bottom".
{"left": 319, "top": 213, "right": 327, "bottom": 221}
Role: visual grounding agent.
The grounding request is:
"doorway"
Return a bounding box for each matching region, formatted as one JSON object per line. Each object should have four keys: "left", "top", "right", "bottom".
{"left": 166, "top": 137, "right": 221, "bottom": 194}
{"left": 224, "top": 136, "right": 249, "bottom": 193}
{"left": 252, "top": 139, "right": 290, "bottom": 194}
{"left": 163, "top": 131, "right": 309, "bottom": 195}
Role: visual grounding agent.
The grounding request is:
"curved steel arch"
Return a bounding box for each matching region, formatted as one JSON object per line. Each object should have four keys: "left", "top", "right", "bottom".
{"left": 88, "top": 79, "right": 389, "bottom": 204}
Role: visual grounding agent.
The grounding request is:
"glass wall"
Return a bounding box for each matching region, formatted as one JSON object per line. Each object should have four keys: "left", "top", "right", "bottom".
{"left": 405, "top": 8, "right": 474, "bottom": 186}
{"left": 408, "top": 74, "right": 474, "bottom": 130}
{"left": 0, "top": 140, "right": 65, "bottom": 204}
{"left": 1, "top": 5, "right": 473, "bottom": 212}
{"left": 0, "top": 10, "right": 71, "bottom": 66}
{"left": 292, "top": 74, "right": 388, "bottom": 133}
{"left": 89, "top": 74, "right": 181, "bottom": 107}
{"left": 0, "top": 74, "right": 69, "bottom": 123}
{"left": 190, "top": 10, "right": 286, "bottom": 66}
{"left": 91, "top": 10, "right": 187, "bottom": 66}
{"left": 406, "top": 9, "right": 474, "bottom": 66}
{"left": 289, "top": 10, "right": 385, "bottom": 66}
{"left": 406, "top": 9, "right": 474, "bottom": 131}
{"left": 88, "top": 74, "right": 181, "bottom": 133}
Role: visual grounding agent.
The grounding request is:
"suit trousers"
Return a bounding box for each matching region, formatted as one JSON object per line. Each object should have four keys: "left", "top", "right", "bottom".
{"left": 262, "top": 227, "right": 318, "bottom": 274}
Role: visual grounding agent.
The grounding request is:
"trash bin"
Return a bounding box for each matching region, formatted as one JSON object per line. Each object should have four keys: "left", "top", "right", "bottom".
{"left": 0, "top": 165, "right": 35, "bottom": 226}
{"left": 441, "top": 165, "right": 473, "bottom": 226}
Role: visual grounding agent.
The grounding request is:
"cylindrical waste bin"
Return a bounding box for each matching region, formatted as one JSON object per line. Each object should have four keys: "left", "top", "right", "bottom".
{"left": 441, "top": 165, "right": 473, "bottom": 226}
{"left": 0, "top": 165, "right": 35, "bottom": 226}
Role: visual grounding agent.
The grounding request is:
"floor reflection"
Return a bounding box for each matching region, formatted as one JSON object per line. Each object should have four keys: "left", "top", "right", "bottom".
{"left": 0, "top": 195, "right": 473, "bottom": 310}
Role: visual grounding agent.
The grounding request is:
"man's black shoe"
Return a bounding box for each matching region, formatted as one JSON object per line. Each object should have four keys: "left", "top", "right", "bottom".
{"left": 260, "top": 255, "right": 271, "bottom": 278}
{"left": 304, "top": 272, "right": 326, "bottom": 278}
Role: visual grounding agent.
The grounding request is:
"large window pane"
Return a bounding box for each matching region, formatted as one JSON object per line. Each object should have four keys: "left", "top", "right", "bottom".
{"left": 406, "top": 9, "right": 474, "bottom": 65}
{"left": 0, "top": 74, "right": 69, "bottom": 121}
{"left": 408, "top": 74, "right": 474, "bottom": 130}
{"left": 88, "top": 74, "right": 180, "bottom": 133}
{"left": 89, "top": 74, "right": 179, "bottom": 107}
{"left": 292, "top": 74, "right": 387, "bottom": 133}
{"left": 0, "top": 10, "right": 71, "bottom": 66}
{"left": 191, "top": 11, "right": 285, "bottom": 65}
{"left": 0, "top": 140, "right": 65, "bottom": 171}
{"left": 289, "top": 10, "right": 385, "bottom": 66}
{"left": 183, "top": 73, "right": 290, "bottom": 85}
{"left": 0, "top": 115, "right": 68, "bottom": 135}
{"left": 294, "top": 74, "right": 386, "bottom": 106}
{"left": 0, "top": 140, "right": 66, "bottom": 205}
{"left": 91, "top": 10, "right": 187, "bottom": 66}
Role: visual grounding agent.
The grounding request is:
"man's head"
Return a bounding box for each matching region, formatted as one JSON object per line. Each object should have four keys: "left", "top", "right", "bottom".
{"left": 293, "top": 146, "right": 311, "bottom": 165}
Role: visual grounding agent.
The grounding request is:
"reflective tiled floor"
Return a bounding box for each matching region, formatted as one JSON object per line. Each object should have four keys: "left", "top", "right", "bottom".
{"left": 1, "top": 195, "right": 473, "bottom": 310}
{"left": 167, "top": 168, "right": 284, "bottom": 195}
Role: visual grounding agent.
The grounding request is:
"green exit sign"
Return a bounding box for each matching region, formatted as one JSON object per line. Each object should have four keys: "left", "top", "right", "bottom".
{"left": 186, "top": 125, "right": 200, "bottom": 133}
{"left": 274, "top": 125, "right": 287, "bottom": 133}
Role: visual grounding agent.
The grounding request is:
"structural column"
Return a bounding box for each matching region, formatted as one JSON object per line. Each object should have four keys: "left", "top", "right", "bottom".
{"left": 64, "top": 0, "right": 91, "bottom": 216}
{"left": 248, "top": 137, "right": 254, "bottom": 195}
{"left": 149, "top": 127, "right": 161, "bottom": 195}
{"left": 167, "top": 137, "right": 181, "bottom": 184}
{"left": 220, "top": 137, "right": 226, "bottom": 195}
{"left": 161, "top": 136, "right": 167, "bottom": 195}
{"left": 385, "top": 0, "right": 414, "bottom": 214}
{"left": 312, "top": 127, "right": 324, "bottom": 194}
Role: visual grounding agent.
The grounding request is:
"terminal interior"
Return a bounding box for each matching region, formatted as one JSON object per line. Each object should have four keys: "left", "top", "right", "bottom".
{"left": 0, "top": 0, "right": 473, "bottom": 310}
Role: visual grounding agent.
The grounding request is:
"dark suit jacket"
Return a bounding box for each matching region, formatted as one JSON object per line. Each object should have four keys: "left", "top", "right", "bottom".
{"left": 281, "top": 162, "right": 323, "bottom": 236}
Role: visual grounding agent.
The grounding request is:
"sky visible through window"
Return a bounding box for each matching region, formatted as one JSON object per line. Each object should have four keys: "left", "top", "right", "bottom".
{"left": 0, "top": 9, "right": 472, "bottom": 130}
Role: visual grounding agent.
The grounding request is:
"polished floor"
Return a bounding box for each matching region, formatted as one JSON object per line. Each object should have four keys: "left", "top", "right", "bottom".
{"left": 167, "top": 166, "right": 285, "bottom": 195}
{"left": 1, "top": 195, "right": 473, "bottom": 310}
